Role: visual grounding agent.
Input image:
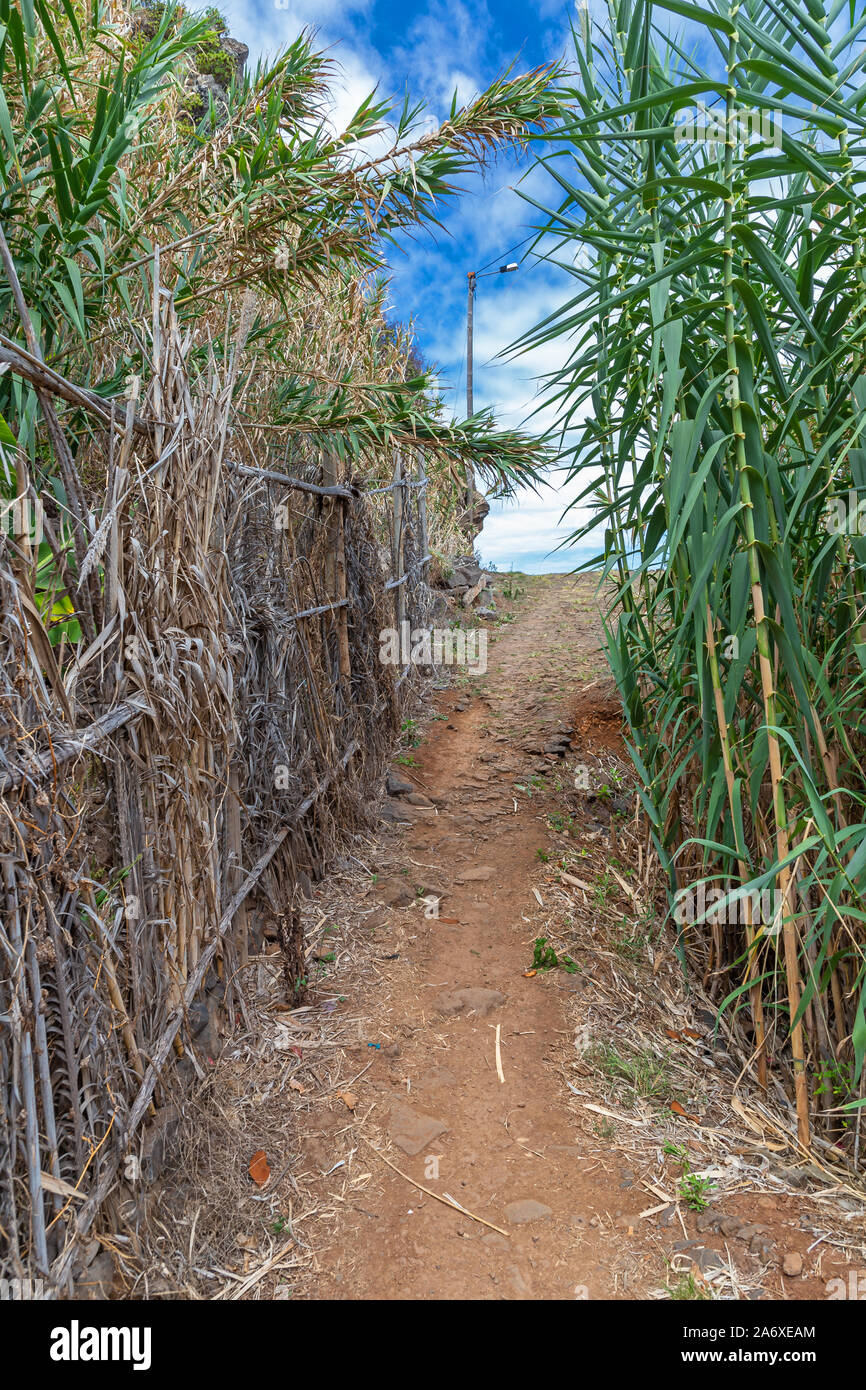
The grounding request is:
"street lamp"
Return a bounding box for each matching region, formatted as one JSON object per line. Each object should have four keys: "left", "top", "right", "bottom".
{"left": 464, "top": 261, "right": 519, "bottom": 522}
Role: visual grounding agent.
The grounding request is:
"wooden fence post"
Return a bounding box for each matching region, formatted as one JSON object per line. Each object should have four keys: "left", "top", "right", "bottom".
{"left": 226, "top": 763, "right": 247, "bottom": 965}
{"left": 322, "top": 450, "right": 351, "bottom": 681}
{"left": 392, "top": 451, "right": 406, "bottom": 636}
{"left": 335, "top": 497, "right": 351, "bottom": 682}
{"left": 416, "top": 448, "right": 429, "bottom": 604}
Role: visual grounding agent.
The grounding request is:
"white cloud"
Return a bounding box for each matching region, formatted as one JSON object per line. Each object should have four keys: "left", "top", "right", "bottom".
{"left": 481, "top": 473, "right": 605, "bottom": 572}
{"left": 391, "top": 0, "right": 492, "bottom": 115}
{"left": 217, "top": 0, "right": 373, "bottom": 59}
{"left": 327, "top": 48, "right": 385, "bottom": 135}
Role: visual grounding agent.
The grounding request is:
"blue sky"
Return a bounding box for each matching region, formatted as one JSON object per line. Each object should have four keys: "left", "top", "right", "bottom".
{"left": 209, "top": 3, "right": 864, "bottom": 573}
{"left": 212, "top": 0, "right": 598, "bottom": 572}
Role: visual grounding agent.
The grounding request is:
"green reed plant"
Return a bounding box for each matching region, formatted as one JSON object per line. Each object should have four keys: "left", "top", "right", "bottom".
{"left": 522, "top": 0, "right": 866, "bottom": 1155}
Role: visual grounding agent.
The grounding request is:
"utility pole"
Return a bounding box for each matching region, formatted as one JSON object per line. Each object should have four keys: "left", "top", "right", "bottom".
{"left": 464, "top": 262, "right": 519, "bottom": 534}
{"left": 465, "top": 270, "right": 476, "bottom": 523}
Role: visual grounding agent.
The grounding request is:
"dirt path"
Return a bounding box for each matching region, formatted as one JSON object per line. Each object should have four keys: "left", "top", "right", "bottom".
{"left": 305, "top": 574, "right": 633, "bottom": 1300}
{"left": 290, "top": 575, "right": 861, "bottom": 1302}
{"left": 151, "top": 574, "right": 863, "bottom": 1302}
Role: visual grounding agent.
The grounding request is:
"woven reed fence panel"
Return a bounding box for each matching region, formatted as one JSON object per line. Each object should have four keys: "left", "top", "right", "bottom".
{"left": 0, "top": 292, "right": 433, "bottom": 1293}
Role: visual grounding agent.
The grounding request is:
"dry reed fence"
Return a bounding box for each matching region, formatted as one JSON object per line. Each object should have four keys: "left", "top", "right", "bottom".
{"left": 0, "top": 271, "right": 436, "bottom": 1297}
{"left": 0, "top": 1, "right": 559, "bottom": 1297}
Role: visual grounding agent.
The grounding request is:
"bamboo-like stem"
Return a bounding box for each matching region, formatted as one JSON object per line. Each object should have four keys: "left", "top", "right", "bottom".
{"left": 723, "top": 8, "right": 808, "bottom": 1145}
{"left": 3, "top": 865, "right": 49, "bottom": 1274}
{"left": 0, "top": 224, "right": 98, "bottom": 645}
{"left": 392, "top": 451, "right": 406, "bottom": 634}
{"left": 706, "top": 602, "right": 767, "bottom": 1088}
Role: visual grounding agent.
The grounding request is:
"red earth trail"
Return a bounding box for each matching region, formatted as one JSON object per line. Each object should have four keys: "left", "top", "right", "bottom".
{"left": 307, "top": 574, "right": 633, "bottom": 1299}
{"left": 283, "top": 575, "right": 857, "bottom": 1301}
